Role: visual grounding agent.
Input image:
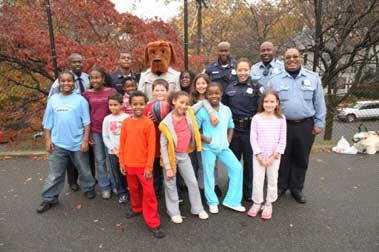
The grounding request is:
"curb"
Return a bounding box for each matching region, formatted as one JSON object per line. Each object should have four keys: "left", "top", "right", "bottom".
{"left": 0, "top": 151, "right": 46, "bottom": 157}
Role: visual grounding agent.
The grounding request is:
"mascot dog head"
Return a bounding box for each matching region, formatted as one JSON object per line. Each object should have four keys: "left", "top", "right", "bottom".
{"left": 144, "top": 41, "right": 176, "bottom": 76}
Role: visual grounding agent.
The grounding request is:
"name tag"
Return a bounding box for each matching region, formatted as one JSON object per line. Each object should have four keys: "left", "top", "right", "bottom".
{"left": 272, "top": 67, "right": 280, "bottom": 74}
{"left": 212, "top": 71, "right": 219, "bottom": 74}
{"left": 303, "top": 79, "right": 311, "bottom": 86}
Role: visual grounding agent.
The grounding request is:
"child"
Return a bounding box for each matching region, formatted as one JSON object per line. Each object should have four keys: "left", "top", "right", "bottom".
{"left": 144, "top": 79, "right": 169, "bottom": 198}
{"left": 196, "top": 82, "right": 245, "bottom": 214}
{"left": 84, "top": 67, "right": 117, "bottom": 199}
{"left": 247, "top": 89, "right": 286, "bottom": 220}
{"left": 119, "top": 91, "right": 165, "bottom": 239}
{"left": 121, "top": 77, "right": 137, "bottom": 116}
{"left": 179, "top": 70, "right": 195, "bottom": 94}
{"left": 223, "top": 58, "right": 263, "bottom": 202}
{"left": 102, "top": 93, "right": 130, "bottom": 204}
{"left": 37, "top": 71, "right": 96, "bottom": 213}
{"left": 159, "top": 91, "right": 209, "bottom": 224}
{"left": 190, "top": 73, "right": 221, "bottom": 197}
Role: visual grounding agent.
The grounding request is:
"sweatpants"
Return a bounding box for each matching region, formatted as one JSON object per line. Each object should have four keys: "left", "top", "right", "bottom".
{"left": 202, "top": 148, "right": 243, "bottom": 207}
{"left": 163, "top": 152, "right": 204, "bottom": 217}
{"left": 126, "top": 167, "right": 160, "bottom": 228}
{"left": 252, "top": 156, "right": 281, "bottom": 204}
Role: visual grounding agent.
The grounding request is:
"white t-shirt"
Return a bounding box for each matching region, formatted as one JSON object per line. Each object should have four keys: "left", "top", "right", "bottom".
{"left": 102, "top": 113, "right": 129, "bottom": 154}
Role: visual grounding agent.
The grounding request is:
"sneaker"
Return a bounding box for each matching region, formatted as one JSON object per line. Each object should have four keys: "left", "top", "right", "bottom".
{"left": 85, "top": 190, "right": 96, "bottom": 199}
{"left": 118, "top": 194, "right": 128, "bottom": 204}
{"left": 69, "top": 183, "right": 79, "bottom": 192}
{"left": 209, "top": 205, "right": 219, "bottom": 214}
{"left": 36, "top": 201, "right": 58, "bottom": 214}
{"left": 247, "top": 203, "right": 262, "bottom": 217}
{"left": 125, "top": 210, "right": 141, "bottom": 219}
{"left": 261, "top": 204, "right": 272, "bottom": 220}
{"left": 101, "top": 190, "right": 111, "bottom": 199}
{"left": 171, "top": 215, "right": 183, "bottom": 224}
{"left": 222, "top": 203, "right": 246, "bottom": 212}
{"left": 151, "top": 227, "right": 165, "bottom": 239}
{"left": 198, "top": 210, "right": 209, "bottom": 220}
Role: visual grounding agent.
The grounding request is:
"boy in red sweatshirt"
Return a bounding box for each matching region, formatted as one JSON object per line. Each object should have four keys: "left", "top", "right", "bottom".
{"left": 119, "top": 91, "right": 164, "bottom": 239}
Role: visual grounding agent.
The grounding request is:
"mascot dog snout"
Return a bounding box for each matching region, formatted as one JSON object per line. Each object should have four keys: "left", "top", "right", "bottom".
{"left": 145, "top": 41, "right": 176, "bottom": 75}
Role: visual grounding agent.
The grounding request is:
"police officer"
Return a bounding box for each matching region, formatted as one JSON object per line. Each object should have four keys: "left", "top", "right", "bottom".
{"left": 205, "top": 41, "right": 237, "bottom": 98}
{"left": 224, "top": 58, "right": 263, "bottom": 202}
{"left": 250, "top": 41, "right": 284, "bottom": 88}
{"left": 110, "top": 51, "right": 140, "bottom": 95}
{"left": 48, "top": 53, "right": 95, "bottom": 192}
{"left": 268, "top": 48, "right": 326, "bottom": 203}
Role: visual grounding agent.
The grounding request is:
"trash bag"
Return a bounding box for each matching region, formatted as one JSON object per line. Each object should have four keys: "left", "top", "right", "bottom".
{"left": 332, "top": 136, "right": 358, "bottom": 154}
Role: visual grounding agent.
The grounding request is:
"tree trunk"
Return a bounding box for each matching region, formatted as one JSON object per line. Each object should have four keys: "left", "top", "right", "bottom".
{"left": 323, "top": 93, "right": 335, "bottom": 140}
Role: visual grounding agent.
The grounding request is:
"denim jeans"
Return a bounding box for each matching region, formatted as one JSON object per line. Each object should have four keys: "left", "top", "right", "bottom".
{"left": 41, "top": 145, "right": 96, "bottom": 202}
{"left": 108, "top": 153, "right": 128, "bottom": 196}
{"left": 92, "top": 132, "right": 111, "bottom": 192}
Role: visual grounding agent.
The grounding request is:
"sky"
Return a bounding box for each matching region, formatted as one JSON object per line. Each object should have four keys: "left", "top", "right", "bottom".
{"left": 110, "top": 0, "right": 182, "bottom": 21}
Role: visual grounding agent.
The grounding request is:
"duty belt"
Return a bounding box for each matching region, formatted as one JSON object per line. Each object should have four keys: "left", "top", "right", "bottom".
{"left": 233, "top": 117, "right": 252, "bottom": 129}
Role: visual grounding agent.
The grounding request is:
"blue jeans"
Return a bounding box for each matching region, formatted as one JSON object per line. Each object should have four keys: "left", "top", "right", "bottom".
{"left": 92, "top": 132, "right": 111, "bottom": 192}
{"left": 41, "top": 145, "right": 96, "bottom": 202}
{"left": 202, "top": 148, "right": 243, "bottom": 207}
{"left": 108, "top": 153, "right": 128, "bottom": 196}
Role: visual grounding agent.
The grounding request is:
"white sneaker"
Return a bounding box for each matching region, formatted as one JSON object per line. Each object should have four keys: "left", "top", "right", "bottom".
{"left": 222, "top": 203, "right": 246, "bottom": 212}
{"left": 198, "top": 210, "right": 209, "bottom": 220}
{"left": 101, "top": 190, "right": 111, "bottom": 199}
{"left": 171, "top": 215, "right": 183, "bottom": 224}
{"left": 209, "top": 205, "right": 219, "bottom": 214}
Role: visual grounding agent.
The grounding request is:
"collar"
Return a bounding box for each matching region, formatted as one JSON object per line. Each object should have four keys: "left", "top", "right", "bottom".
{"left": 282, "top": 67, "right": 306, "bottom": 79}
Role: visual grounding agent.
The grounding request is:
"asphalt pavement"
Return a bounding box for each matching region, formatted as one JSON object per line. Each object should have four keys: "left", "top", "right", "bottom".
{"left": 0, "top": 153, "right": 378, "bottom": 252}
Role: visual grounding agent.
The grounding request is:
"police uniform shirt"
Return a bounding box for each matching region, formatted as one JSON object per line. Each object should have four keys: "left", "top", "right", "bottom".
{"left": 267, "top": 67, "right": 326, "bottom": 128}
{"left": 250, "top": 59, "right": 284, "bottom": 88}
{"left": 224, "top": 78, "right": 263, "bottom": 132}
{"left": 205, "top": 59, "right": 237, "bottom": 92}
{"left": 48, "top": 72, "right": 90, "bottom": 98}
{"left": 110, "top": 69, "right": 140, "bottom": 95}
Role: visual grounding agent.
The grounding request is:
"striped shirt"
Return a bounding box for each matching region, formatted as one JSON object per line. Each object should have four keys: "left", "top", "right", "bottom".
{"left": 250, "top": 113, "right": 287, "bottom": 159}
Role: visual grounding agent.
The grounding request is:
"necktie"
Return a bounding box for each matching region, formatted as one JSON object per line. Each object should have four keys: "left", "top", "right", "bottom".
{"left": 263, "top": 64, "right": 271, "bottom": 76}
{"left": 77, "top": 76, "right": 85, "bottom": 94}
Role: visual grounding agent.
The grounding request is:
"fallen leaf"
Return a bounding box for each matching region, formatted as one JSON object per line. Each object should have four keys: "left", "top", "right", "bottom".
{"left": 75, "top": 203, "right": 82, "bottom": 209}
{"left": 93, "top": 219, "right": 99, "bottom": 223}
{"left": 25, "top": 177, "right": 32, "bottom": 182}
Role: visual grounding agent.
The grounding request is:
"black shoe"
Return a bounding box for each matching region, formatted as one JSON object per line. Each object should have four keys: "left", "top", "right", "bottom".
{"left": 291, "top": 191, "right": 306, "bottom": 204}
{"left": 278, "top": 188, "right": 286, "bottom": 198}
{"left": 36, "top": 201, "right": 58, "bottom": 214}
{"left": 69, "top": 183, "right": 79, "bottom": 192}
{"left": 125, "top": 210, "right": 141, "bottom": 219}
{"left": 215, "top": 185, "right": 222, "bottom": 198}
{"left": 85, "top": 190, "right": 96, "bottom": 199}
{"left": 150, "top": 227, "right": 165, "bottom": 239}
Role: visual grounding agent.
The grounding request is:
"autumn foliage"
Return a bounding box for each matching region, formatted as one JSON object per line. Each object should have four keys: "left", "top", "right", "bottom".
{"left": 0, "top": 0, "right": 184, "bottom": 138}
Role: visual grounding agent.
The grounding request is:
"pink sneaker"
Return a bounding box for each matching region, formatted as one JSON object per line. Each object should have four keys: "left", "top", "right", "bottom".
{"left": 261, "top": 204, "right": 272, "bottom": 220}
{"left": 247, "top": 203, "right": 261, "bottom": 217}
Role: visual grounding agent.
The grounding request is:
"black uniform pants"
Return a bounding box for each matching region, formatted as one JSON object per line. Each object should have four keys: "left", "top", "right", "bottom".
{"left": 67, "top": 146, "right": 96, "bottom": 185}
{"left": 230, "top": 130, "right": 253, "bottom": 199}
{"left": 278, "top": 118, "right": 315, "bottom": 193}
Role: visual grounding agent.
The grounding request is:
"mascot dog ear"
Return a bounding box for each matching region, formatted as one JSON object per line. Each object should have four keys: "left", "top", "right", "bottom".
{"left": 168, "top": 42, "right": 176, "bottom": 65}
{"left": 144, "top": 44, "right": 150, "bottom": 66}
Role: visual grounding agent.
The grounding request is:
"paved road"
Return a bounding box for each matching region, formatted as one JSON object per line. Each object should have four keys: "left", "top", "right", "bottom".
{"left": 0, "top": 153, "right": 378, "bottom": 252}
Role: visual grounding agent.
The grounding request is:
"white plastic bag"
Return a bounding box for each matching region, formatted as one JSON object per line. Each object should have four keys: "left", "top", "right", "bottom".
{"left": 332, "top": 136, "right": 358, "bottom": 154}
